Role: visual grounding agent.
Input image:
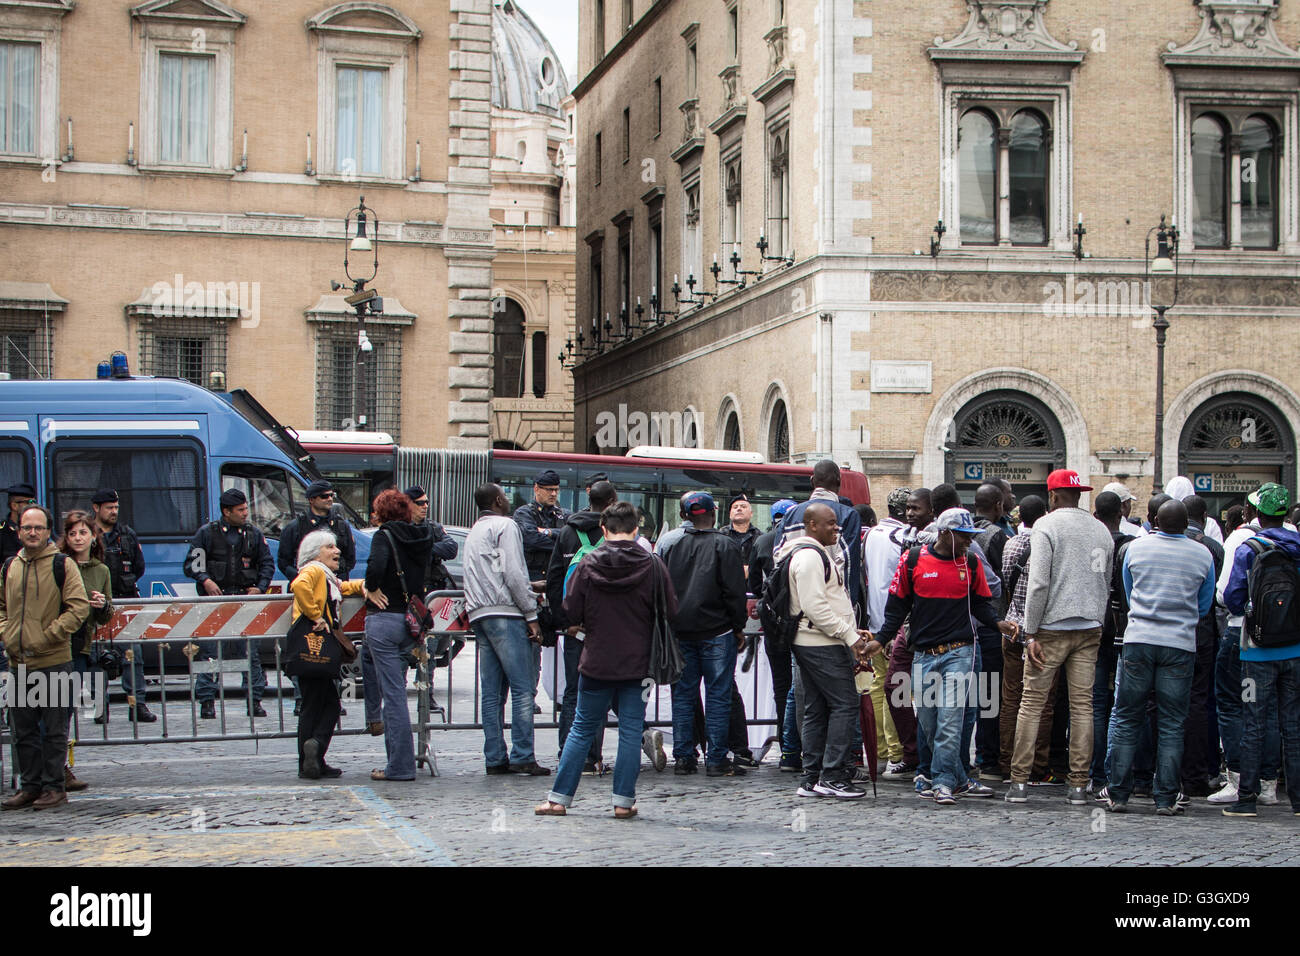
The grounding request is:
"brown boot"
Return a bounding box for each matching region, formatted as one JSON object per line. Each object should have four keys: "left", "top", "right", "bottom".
{"left": 64, "top": 766, "right": 89, "bottom": 792}
{"left": 367, "top": 722, "right": 384, "bottom": 736}
{"left": 1, "top": 790, "right": 39, "bottom": 810}
{"left": 32, "top": 791, "right": 68, "bottom": 810}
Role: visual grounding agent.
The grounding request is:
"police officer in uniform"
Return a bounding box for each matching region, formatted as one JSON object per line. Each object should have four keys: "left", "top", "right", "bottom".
{"left": 90, "top": 488, "right": 156, "bottom": 722}
{"left": 183, "top": 488, "right": 275, "bottom": 719}
{"left": 513, "top": 469, "right": 569, "bottom": 582}
{"left": 0, "top": 482, "right": 38, "bottom": 566}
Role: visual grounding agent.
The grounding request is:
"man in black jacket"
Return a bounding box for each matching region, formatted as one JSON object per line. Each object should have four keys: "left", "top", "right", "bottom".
{"left": 722, "top": 494, "right": 760, "bottom": 566}
{"left": 749, "top": 498, "right": 797, "bottom": 761}
{"left": 183, "top": 489, "right": 275, "bottom": 718}
{"left": 1180, "top": 494, "right": 1225, "bottom": 797}
{"left": 90, "top": 488, "right": 155, "bottom": 723}
{"left": 404, "top": 486, "right": 459, "bottom": 591}
{"left": 971, "top": 482, "right": 1010, "bottom": 778}
{"left": 0, "top": 482, "right": 37, "bottom": 566}
{"left": 515, "top": 469, "right": 570, "bottom": 582}
{"left": 545, "top": 480, "right": 618, "bottom": 768}
{"left": 278, "top": 480, "right": 356, "bottom": 580}
{"left": 661, "top": 492, "right": 749, "bottom": 776}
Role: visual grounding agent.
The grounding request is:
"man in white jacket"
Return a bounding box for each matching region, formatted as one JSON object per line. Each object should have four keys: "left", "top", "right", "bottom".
{"left": 780, "top": 502, "right": 873, "bottom": 799}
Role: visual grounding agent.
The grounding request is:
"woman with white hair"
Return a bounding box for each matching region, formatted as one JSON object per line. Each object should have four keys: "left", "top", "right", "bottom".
{"left": 289, "top": 528, "right": 383, "bottom": 779}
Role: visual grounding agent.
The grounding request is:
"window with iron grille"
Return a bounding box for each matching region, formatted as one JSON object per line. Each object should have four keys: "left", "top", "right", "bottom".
{"left": 0, "top": 309, "right": 53, "bottom": 379}
{"left": 314, "top": 322, "right": 402, "bottom": 440}
{"left": 137, "top": 315, "right": 228, "bottom": 389}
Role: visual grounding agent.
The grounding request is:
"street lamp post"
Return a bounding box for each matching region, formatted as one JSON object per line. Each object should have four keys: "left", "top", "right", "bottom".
{"left": 1145, "top": 214, "right": 1179, "bottom": 495}
{"left": 341, "top": 196, "right": 380, "bottom": 430}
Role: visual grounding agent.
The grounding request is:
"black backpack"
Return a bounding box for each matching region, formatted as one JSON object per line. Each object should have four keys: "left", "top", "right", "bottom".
{"left": 1103, "top": 534, "right": 1136, "bottom": 645}
{"left": 1243, "top": 537, "right": 1300, "bottom": 648}
{"left": 757, "top": 543, "right": 831, "bottom": 654}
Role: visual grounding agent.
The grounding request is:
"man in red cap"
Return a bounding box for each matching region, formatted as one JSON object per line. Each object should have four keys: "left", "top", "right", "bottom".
{"left": 1005, "top": 469, "right": 1114, "bottom": 806}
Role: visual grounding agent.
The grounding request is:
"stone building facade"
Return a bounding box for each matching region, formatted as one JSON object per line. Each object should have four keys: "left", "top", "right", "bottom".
{"left": 0, "top": 0, "right": 576, "bottom": 451}
{"left": 572, "top": 0, "right": 1300, "bottom": 518}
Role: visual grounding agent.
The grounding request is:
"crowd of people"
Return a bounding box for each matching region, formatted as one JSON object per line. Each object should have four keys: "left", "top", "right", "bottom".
{"left": 2, "top": 461, "right": 1299, "bottom": 823}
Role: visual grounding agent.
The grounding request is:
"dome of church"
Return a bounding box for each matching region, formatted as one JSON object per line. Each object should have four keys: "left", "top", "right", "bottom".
{"left": 491, "top": 0, "right": 570, "bottom": 117}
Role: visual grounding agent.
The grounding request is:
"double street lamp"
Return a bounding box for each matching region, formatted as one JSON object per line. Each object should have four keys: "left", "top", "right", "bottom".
{"left": 333, "top": 196, "right": 382, "bottom": 430}
{"left": 1145, "top": 214, "right": 1180, "bottom": 495}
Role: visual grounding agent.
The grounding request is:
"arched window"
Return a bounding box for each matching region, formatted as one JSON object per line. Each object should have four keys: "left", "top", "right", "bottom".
{"left": 1192, "top": 113, "right": 1228, "bottom": 249}
{"left": 768, "top": 400, "right": 789, "bottom": 462}
{"left": 1009, "top": 110, "right": 1048, "bottom": 245}
{"left": 723, "top": 411, "right": 741, "bottom": 451}
{"left": 958, "top": 109, "right": 997, "bottom": 245}
{"left": 492, "top": 298, "right": 526, "bottom": 399}
{"left": 767, "top": 128, "right": 790, "bottom": 258}
{"left": 1241, "top": 115, "right": 1277, "bottom": 250}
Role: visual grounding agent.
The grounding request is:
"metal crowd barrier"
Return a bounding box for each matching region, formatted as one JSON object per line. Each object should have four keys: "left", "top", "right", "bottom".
{"left": 3, "top": 589, "right": 779, "bottom": 787}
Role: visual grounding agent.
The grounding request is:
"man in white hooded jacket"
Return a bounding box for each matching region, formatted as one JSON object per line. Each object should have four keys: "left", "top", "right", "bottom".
{"left": 779, "top": 502, "right": 873, "bottom": 799}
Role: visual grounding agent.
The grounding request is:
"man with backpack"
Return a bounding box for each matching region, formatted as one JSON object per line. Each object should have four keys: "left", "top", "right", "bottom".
{"left": 1089, "top": 491, "right": 1135, "bottom": 794}
{"left": 750, "top": 498, "right": 799, "bottom": 768}
{"left": 546, "top": 480, "right": 618, "bottom": 770}
{"left": 867, "top": 508, "right": 1017, "bottom": 806}
{"left": 775, "top": 460, "right": 863, "bottom": 610}
{"left": 772, "top": 502, "right": 871, "bottom": 798}
{"left": 660, "top": 492, "right": 749, "bottom": 776}
{"left": 1221, "top": 482, "right": 1300, "bottom": 817}
{"left": 1, "top": 504, "right": 90, "bottom": 810}
{"left": 1104, "top": 499, "right": 1215, "bottom": 815}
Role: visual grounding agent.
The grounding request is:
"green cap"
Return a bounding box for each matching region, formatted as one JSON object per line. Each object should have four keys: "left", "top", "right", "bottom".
{"left": 1247, "top": 482, "right": 1291, "bottom": 517}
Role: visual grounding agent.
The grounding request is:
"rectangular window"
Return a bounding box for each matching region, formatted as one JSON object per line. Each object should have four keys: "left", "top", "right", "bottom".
{"left": 722, "top": 154, "right": 742, "bottom": 259}
{"left": 138, "top": 316, "right": 228, "bottom": 390}
{"left": 594, "top": 0, "right": 606, "bottom": 60}
{"left": 728, "top": 7, "right": 739, "bottom": 62}
{"left": 623, "top": 0, "right": 633, "bottom": 33}
{"left": 618, "top": 230, "right": 631, "bottom": 329}
{"left": 314, "top": 324, "right": 403, "bottom": 440}
{"left": 0, "top": 310, "right": 52, "bottom": 380}
{"left": 0, "top": 443, "right": 31, "bottom": 492}
{"left": 336, "top": 66, "right": 385, "bottom": 176}
{"left": 588, "top": 239, "right": 604, "bottom": 339}
{"left": 682, "top": 180, "right": 701, "bottom": 283}
{"left": 52, "top": 443, "right": 204, "bottom": 538}
{"left": 622, "top": 107, "right": 630, "bottom": 163}
{"left": 221, "top": 463, "right": 300, "bottom": 538}
{"left": 654, "top": 77, "right": 662, "bottom": 135}
{"left": 650, "top": 220, "right": 663, "bottom": 310}
{"left": 594, "top": 131, "right": 602, "bottom": 184}
{"left": 0, "top": 42, "right": 38, "bottom": 155}
{"left": 687, "top": 43, "right": 697, "bottom": 97}
{"left": 159, "top": 53, "right": 212, "bottom": 165}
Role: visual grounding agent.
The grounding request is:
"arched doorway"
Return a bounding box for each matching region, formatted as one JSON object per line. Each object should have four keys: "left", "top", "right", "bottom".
{"left": 946, "top": 389, "right": 1067, "bottom": 505}
{"left": 1177, "top": 392, "right": 1296, "bottom": 520}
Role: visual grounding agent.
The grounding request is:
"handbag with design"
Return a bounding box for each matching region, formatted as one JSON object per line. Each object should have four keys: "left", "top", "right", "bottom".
{"left": 284, "top": 611, "right": 353, "bottom": 678}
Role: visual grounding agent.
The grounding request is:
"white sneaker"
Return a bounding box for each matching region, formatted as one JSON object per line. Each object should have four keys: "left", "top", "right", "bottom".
{"left": 1260, "top": 779, "right": 1279, "bottom": 806}
{"left": 1207, "top": 771, "right": 1239, "bottom": 805}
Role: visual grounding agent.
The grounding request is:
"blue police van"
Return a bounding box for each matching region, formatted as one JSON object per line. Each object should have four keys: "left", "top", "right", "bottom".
{"left": 0, "top": 374, "right": 371, "bottom": 596}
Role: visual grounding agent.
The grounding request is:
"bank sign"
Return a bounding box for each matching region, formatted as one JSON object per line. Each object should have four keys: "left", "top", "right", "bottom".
{"left": 1192, "top": 471, "right": 1276, "bottom": 494}
{"left": 961, "top": 462, "right": 1050, "bottom": 483}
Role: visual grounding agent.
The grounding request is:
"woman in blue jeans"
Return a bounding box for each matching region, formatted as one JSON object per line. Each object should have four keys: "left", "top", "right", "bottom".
{"left": 362, "top": 489, "right": 432, "bottom": 782}
{"left": 536, "top": 502, "right": 677, "bottom": 818}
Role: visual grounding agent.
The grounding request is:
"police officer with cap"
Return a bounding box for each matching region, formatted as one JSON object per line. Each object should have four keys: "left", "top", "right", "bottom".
{"left": 1, "top": 482, "right": 38, "bottom": 565}
{"left": 184, "top": 488, "right": 275, "bottom": 718}
{"left": 404, "top": 485, "right": 459, "bottom": 590}
{"left": 278, "top": 480, "right": 356, "bottom": 581}
{"left": 514, "top": 469, "right": 570, "bottom": 582}
{"left": 90, "top": 488, "right": 155, "bottom": 722}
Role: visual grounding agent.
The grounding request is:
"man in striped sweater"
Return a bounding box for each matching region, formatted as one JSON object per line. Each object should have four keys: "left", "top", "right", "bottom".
{"left": 1104, "top": 499, "right": 1215, "bottom": 815}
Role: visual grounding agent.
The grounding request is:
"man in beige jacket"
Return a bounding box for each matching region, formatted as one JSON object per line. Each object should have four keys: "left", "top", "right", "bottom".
{"left": 778, "top": 502, "right": 872, "bottom": 799}
{"left": 1, "top": 505, "right": 89, "bottom": 810}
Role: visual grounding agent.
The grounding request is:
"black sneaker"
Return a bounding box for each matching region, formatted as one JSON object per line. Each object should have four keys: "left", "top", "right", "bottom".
{"left": 508, "top": 761, "right": 552, "bottom": 776}
{"left": 129, "top": 704, "right": 157, "bottom": 723}
{"left": 1222, "top": 800, "right": 1258, "bottom": 818}
{"left": 796, "top": 778, "right": 822, "bottom": 797}
{"left": 706, "top": 760, "right": 746, "bottom": 777}
{"left": 673, "top": 759, "right": 698, "bottom": 775}
{"left": 778, "top": 754, "right": 803, "bottom": 773}
{"left": 199, "top": 701, "right": 216, "bottom": 720}
{"left": 485, "top": 763, "right": 511, "bottom": 775}
{"left": 249, "top": 702, "right": 267, "bottom": 718}
{"left": 732, "top": 752, "right": 760, "bottom": 769}
{"left": 814, "top": 778, "right": 866, "bottom": 799}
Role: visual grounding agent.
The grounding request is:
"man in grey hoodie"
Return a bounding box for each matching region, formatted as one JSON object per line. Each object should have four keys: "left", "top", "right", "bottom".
{"left": 1006, "top": 470, "right": 1114, "bottom": 805}
{"left": 464, "top": 483, "right": 547, "bottom": 776}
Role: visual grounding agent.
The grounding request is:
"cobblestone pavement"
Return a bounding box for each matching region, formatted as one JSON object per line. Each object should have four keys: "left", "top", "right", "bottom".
{"left": 3, "top": 706, "right": 1297, "bottom": 866}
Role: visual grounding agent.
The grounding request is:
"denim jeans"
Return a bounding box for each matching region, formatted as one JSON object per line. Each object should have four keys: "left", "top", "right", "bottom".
{"left": 1215, "top": 628, "right": 1282, "bottom": 777}
{"left": 474, "top": 615, "right": 539, "bottom": 767}
{"left": 1108, "top": 642, "right": 1194, "bottom": 808}
{"left": 549, "top": 677, "right": 646, "bottom": 809}
{"left": 366, "top": 611, "right": 416, "bottom": 779}
{"left": 1091, "top": 638, "right": 1119, "bottom": 784}
{"left": 913, "top": 645, "right": 977, "bottom": 792}
{"left": 766, "top": 635, "right": 794, "bottom": 751}
{"left": 1238, "top": 657, "right": 1300, "bottom": 809}
{"left": 670, "top": 632, "right": 735, "bottom": 767}
{"left": 782, "top": 661, "right": 803, "bottom": 759}
{"left": 960, "top": 641, "right": 982, "bottom": 776}
{"left": 558, "top": 634, "right": 603, "bottom": 762}
{"left": 194, "top": 638, "right": 267, "bottom": 704}
{"left": 792, "top": 643, "right": 859, "bottom": 785}
{"left": 1104, "top": 653, "right": 1155, "bottom": 788}
{"left": 361, "top": 640, "right": 383, "bottom": 725}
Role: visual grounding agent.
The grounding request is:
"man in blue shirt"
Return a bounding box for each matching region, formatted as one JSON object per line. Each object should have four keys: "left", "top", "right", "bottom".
{"left": 1221, "top": 482, "right": 1300, "bottom": 818}
{"left": 1105, "top": 499, "right": 1215, "bottom": 815}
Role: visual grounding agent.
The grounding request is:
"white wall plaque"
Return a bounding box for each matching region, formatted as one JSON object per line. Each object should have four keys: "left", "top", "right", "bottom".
{"left": 870, "top": 360, "right": 931, "bottom": 393}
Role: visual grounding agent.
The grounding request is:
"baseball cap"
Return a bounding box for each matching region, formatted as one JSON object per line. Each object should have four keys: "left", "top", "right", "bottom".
{"left": 1047, "top": 469, "right": 1092, "bottom": 492}
{"left": 534, "top": 469, "right": 561, "bottom": 487}
{"left": 1101, "top": 481, "right": 1134, "bottom": 503}
{"left": 1247, "top": 482, "right": 1291, "bottom": 517}
{"left": 771, "top": 498, "right": 796, "bottom": 520}
{"left": 682, "top": 491, "right": 716, "bottom": 516}
{"left": 935, "top": 507, "right": 979, "bottom": 534}
{"left": 886, "top": 487, "right": 912, "bottom": 514}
